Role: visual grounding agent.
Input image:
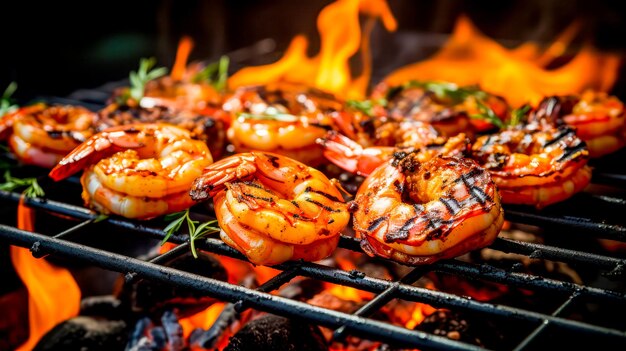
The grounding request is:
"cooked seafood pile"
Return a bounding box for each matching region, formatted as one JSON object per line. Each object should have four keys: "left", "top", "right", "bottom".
{"left": 2, "top": 57, "right": 625, "bottom": 267}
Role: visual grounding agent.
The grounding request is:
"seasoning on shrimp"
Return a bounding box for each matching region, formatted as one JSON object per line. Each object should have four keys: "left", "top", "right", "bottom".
{"left": 190, "top": 152, "right": 350, "bottom": 265}
{"left": 49, "top": 124, "right": 213, "bottom": 219}
{"left": 223, "top": 82, "right": 347, "bottom": 166}
{"left": 531, "top": 90, "right": 626, "bottom": 157}
{"left": 352, "top": 153, "right": 504, "bottom": 265}
{"left": 370, "top": 81, "right": 509, "bottom": 136}
{"left": 470, "top": 124, "right": 591, "bottom": 208}
{"left": 0, "top": 104, "right": 97, "bottom": 168}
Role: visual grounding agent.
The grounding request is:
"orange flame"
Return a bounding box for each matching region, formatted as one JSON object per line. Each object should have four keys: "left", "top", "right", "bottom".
{"left": 11, "top": 197, "right": 81, "bottom": 350}
{"left": 384, "top": 16, "right": 621, "bottom": 106}
{"left": 228, "top": 0, "right": 397, "bottom": 99}
{"left": 171, "top": 36, "right": 195, "bottom": 81}
{"left": 325, "top": 257, "right": 373, "bottom": 302}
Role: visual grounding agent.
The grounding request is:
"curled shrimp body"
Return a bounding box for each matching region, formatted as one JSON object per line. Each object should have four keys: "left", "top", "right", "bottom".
{"left": 318, "top": 130, "right": 468, "bottom": 177}
{"left": 0, "top": 104, "right": 97, "bottom": 168}
{"left": 352, "top": 154, "right": 503, "bottom": 265}
{"left": 371, "top": 81, "right": 509, "bottom": 135}
{"left": 97, "top": 102, "right": 228, "bottom": 160}
{"left": 470, "top": 125, "right": 591, "bottom": 208}
{"left": 190, "top": 152, "right": 349, "bottom": 265}
{"left": 223, "top": 82, "right": 346, "bottom": 166}
{"left": 532, "top": 91, "right": 625, "bottom": 157}
{"left": 49, "top": 124, "right": 213, "bottom": 219}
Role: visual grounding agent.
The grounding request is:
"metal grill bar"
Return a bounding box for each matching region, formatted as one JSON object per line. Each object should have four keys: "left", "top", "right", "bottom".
{"left": 0, "top": 224, "right": 481, "bottom": 351}
{"left": 332, "top": 267, "right": 428, "bottom": 341}
{"left": 503, "top": 209, "right": 626, "bottom": 242}
{"left": 512, "top": 292, "right": 580, "bottom": 351}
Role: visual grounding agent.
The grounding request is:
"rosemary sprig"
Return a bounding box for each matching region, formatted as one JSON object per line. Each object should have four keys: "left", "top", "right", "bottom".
{"left": 470, "top": 100, "right": 505, "bottom": 129}
{"left": 0, "top": 170, "right": 45, "bottom": 198}
{"left": 162, "top": 209, "right": 220, "bottom": 258}
{"left": 192, "top": 56, "right": 230, "bottom": 92}
{"left": 346, "top": 98, "right": 387, "bottom": 117}
{"left": 509, "top": 104, "right": 532, "bottom": 127}
{"left": 128, "top": 57, "right": 168, "bottom": 102}
{"left": 402, "top": 81, "right": 487, "bottom": 104}
{"left": 0, "top": 82, "right": 19, "bottom": 118}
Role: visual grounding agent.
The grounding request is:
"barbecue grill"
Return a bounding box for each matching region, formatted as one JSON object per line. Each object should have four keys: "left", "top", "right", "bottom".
{"left": 1, "top": 83, "right": 626, "bottom": 350}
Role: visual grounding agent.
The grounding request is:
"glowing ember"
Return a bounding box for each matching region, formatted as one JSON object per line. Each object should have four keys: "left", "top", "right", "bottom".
{"left": 11, "top": 197, "right": 81, "bottom": 350}
{"left": 228, "top": 0, "right": 397, "bottom": 99}
{"left": 178, "top": 302, "right": 226, "bottom": 339}
{"left": 171, "top": 36, "right": 195, "bottom": 81}
{"left": 384, "top": 16, "right": 620, "bottom": 106}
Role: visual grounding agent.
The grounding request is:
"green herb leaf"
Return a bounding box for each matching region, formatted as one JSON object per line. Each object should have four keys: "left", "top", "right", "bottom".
{"left": 346, "top": 98, "right": 387, "bottom": 117}
{"left": 128, "top": 57, "right": 168, "bottom": 102}
{"left": 94, "top": 214, "right": 109, "bottom": 223}
{"left": 161, "top": 209, "right": 220, "bottom": 258}
{"left": 162, "top": 209, "right": 192, "bottom": 245}
{"left": 189, "top": 220, "right": 220, "bottom": 258}
{"left": 403, "top": 81, "right": 487, "bottom": 105}
{"left": 0, "top": 82, "right": 19, "bottom": 118}
{"left": 509, "top": 104, "right": 531, "bottom": 127}
{"left": 0, "top": 170, "right": 45, "bottom": 198}
{"left": 192, "top": 56, "right": 230, "bottom": 92}
{"left": 470, "top": 100, "right": 505, "bottom": 129}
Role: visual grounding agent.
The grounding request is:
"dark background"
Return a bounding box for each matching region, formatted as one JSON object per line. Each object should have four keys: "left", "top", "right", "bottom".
{"left": 2, "top": 0, "right": 626, "bottom": 101}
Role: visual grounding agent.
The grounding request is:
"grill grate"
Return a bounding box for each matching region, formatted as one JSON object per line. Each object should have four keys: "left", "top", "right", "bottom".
{"left": 1, "top": 89, "right": 626, "bottom": 350}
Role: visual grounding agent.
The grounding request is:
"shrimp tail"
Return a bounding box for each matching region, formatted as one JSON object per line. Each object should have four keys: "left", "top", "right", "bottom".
{"left": 48, "top": 125, "right": 158, "bottom": 181}
{"left": 317, "top": 131, "right": 391, "bottom": 176}
{"left": 190, "top": 153, "right": 258, "bottom": 200}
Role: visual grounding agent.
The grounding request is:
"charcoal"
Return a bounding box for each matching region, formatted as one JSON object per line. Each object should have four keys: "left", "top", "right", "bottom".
{"left": 224, "top": 315, "right": 327, "bottom": 351}
{"left": 161, "top": 310, "right": 184, "bottom": 350}
{"left": 415, "top": 310, "right": 503, "bottom": 349}
{"left": 80, "top": 295, "right": 126, "bottom": 319}
{"left": 33, "top": 316, "right": 127, "bottom": 351}
{"left": 119, "top": 251, "right": 227, "bottom": 316}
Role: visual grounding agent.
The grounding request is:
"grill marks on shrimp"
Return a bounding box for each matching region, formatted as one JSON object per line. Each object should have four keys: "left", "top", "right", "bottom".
{"left": 383, "top": 164, "right": 494, "bottom": 243}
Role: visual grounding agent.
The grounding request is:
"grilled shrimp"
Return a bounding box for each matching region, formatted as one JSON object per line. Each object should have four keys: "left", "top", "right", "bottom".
{"left": 352, "top": 154, "right": 503, "bottom": 265}
{"left": 190, "top": 152, "right": 350, "bottom": 265}
{"left": 531, "top": 91, "right": 625, "bottom": 157}
{"left": 371, "top": 81, "right": 509, "bottom": 135}
{"left": 0, "top": 104, "right": 97, "bottom": 168}
{"left": 470, "top": 125, "right": 591, "bottom": 208}
{"left": 318, "top": 130, "right": 468, "bottom": 176}
{"left": 223, "top": 82, "right": 346, "bottom": 166}
{"left": 49, "top": 124, "right": 213, "bottom": 219}
{"left": 96, "top": 102, "right": 227, "bottom": 160}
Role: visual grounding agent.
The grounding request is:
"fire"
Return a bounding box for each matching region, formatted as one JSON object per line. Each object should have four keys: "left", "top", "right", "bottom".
{"left": 325, "top": 257, "right": 373, "bottom": 303}
{"left": 228, "top": 0, "right": 397, "bottom": 99}
{"left": 171, "top": 36, "right": 195, "bottom": 81}
{"left": 10, "top": 197, "right": 81, "bottom": 350}
{"left": 384, "top": 16, "right": 621, "bottom": 106}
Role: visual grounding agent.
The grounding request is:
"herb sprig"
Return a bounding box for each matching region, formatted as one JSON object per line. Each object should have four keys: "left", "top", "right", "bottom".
{"left": 0, "top": 170, "right": 45, "bottom": 198}
{"left": 162, "top": 209, "right": 220, "bottom": 258}
{"left": 122, "top": 57, "right": 168, "bottom": 103}
{"left": 1, "top": 82, "right": 19, "bottom": 117}
{"left": 470, "top": 100, "right": 505, "bottom": 129}
{"left": 192, "top": 56, "right": 230, "bottom": 92}
{"left": 346, "top": 98, "right": 387, "bottom": 117}
{"left": 471, "top": 101, "right": 532, "bottom": 129}
{"left": 401, "top": 81, "right": 488, "bottom": 104}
